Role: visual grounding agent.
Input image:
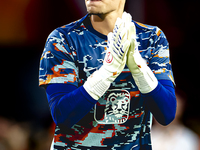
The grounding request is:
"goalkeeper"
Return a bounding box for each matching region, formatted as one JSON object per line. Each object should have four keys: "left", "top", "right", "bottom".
{"left": 39, "top": 0, "right": 177, "bottom": 149}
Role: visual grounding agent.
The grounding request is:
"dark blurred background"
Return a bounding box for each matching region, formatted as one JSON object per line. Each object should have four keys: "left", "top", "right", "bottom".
{"left": 1, "top": 0, "right": 200, "bottom": 149}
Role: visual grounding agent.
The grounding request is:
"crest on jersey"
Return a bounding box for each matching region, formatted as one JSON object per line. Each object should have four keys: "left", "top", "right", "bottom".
{"left": 94, "top": 89, "right": 130, "bottom": 124}
{"left": 105, "top": 52, "right": 113, "bottom": 64}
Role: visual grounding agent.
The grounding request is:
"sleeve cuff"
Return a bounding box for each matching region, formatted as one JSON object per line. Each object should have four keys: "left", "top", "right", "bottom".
{"left": 79, "top": 86, "right": 98, "bottom": 104}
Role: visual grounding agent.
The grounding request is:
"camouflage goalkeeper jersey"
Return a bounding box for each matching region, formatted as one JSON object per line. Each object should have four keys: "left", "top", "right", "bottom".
{"left": 39, "top": 14, "right": 174, "bottom": 150}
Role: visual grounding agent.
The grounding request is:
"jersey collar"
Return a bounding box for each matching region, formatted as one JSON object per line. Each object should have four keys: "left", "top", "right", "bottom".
{"left": 83, "top": 14, "right": 107, "bottom": 40}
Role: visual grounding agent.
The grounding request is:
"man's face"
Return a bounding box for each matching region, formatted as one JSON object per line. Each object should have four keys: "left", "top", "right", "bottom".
{"left": 85, "top": 0, "right": 123, "bottom": 15}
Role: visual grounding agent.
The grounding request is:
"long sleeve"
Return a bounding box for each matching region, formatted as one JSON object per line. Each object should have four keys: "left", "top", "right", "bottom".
{"left": 142, "top": 80, "right": 177, "bottom": 126}
{"left": 46, "top": 84, "right": 97, "bottom": 128}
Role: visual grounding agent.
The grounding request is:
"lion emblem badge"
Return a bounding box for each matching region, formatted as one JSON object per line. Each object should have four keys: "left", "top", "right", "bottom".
{"left": 94, "top": 89, "right": 130, "bottom": 124}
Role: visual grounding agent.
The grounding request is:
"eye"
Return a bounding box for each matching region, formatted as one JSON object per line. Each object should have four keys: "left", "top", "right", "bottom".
{"left": 110, "top": 96, "right": 116, "bottom": 102}
{"left": 124, "top": 97, "right": 129, "bottom": 102}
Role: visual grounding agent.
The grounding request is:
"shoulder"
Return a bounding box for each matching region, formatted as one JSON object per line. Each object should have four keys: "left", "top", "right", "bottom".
{"left": 45, "top": 15, "right": 90, "bottom": 50}
{"left": 45, "top": 15, "right": 89, "bottom": 48}
{"left": 133, "top": 21, "right": 168, "bottom": 53}
{"left": 133, "top": 21, "right": 166, "bottom": 39}
{"left": 52, "top": 15, "right": 89, "bottom": 37}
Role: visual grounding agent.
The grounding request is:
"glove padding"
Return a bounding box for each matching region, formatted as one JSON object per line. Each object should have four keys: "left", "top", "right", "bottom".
{"left": 84, "top": 12, "right": 133, "bottom": 100}
{"left": 126, "top": 23, "right": 158, "bottom": 94}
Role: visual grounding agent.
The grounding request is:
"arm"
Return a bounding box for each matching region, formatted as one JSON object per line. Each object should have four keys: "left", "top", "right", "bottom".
{"left": 39, "top": 29, "right": 90, "bottom": 128}
{"left": 126, "top": 24, "right": 177, "bottom": 125}
{"left": 45, "top": 80, "right": 176, "bottom": 128}
{"left": 42, "top": 12, "right": 133, "bottom": 128}
{"left": 142, "top": 80, "right": 176, "bottom": 125}
{"left": 46, "top": 84, "right": 97, "bottom": 128}
{"left": 83, "top": 12, "right": 132, "bottom": 100}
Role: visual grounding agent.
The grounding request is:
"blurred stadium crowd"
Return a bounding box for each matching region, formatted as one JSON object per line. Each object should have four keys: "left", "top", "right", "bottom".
{"left": 1, "top": 0, "right": 200, "bottom": 149}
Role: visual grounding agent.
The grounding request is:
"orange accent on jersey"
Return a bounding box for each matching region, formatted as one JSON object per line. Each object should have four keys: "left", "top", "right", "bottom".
{"left": 40, "top": 51, "right": 51, "bottom": 61}
{"left": 168, "top": 71, "right": 175, "bottom": 84}
{"left": 54, "top": 134, "right": 65, "bottom": 143}
{"left": 163, "top": 68, "right": 166, "bottom": 73}
{"left": 154, "top": 68, "right": 167, "bottom": 74}
{"left": 156, "top": 30, "right": 162, "bottom": 37}
{"left": 53, "top": 43, "right": 60, "bottom": 51}
{"left": 130, "top": 91, "right": 140, "bottom": 98}
{"left": 120, "top": 79, "right": 127, "bottom": 82}
{"left": 150, "top": 49, "right": 154, "bottom": 55}
{"left": 51, "top": 67, "right": 77, "bottom": 83}
{"left": 136, "top": 22, "right": 148, "bottom": 28}
{"left": 39, "top": 75, "right": 53, "bottom": 85}
{"left": 154, "top": 54, "right": 169, "bottom": 58}
{"left": 113, "top": 71, "right": 117, "bottom": 76}
{"left": 129, "top": 112, "right": 144, "bottom": 119}
{"left": 39, "top": 60, "right": 77, "bottom": 86}
{"left": 53, "top": 43, "right": 72, "bottom": 55}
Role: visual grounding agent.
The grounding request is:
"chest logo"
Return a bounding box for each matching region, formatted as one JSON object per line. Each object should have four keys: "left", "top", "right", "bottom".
{"left": 105, "top": 52, "right": 113, "bottom": 64}
{"left": 94, "top": 89, "right": 130, "bottom": 124}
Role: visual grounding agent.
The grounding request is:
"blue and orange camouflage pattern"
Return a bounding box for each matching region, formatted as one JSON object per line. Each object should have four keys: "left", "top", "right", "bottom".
{"left": 39, "top": 14, "right": 174, "bottom": 150}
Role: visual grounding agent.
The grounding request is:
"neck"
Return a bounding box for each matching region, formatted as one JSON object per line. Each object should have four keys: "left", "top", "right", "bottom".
{"left": 90, "top": 11, "right": 123, "bottom": 36}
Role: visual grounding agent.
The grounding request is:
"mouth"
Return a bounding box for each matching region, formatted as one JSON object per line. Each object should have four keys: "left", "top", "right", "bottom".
{"left": 86, "top": 0, "right": 103, "bottom": 13}
{"left": 87, "top": 0, "right": 102, "bottom": 2}
{"left": 86, "top": 0, "right": 102, "bottom": 6}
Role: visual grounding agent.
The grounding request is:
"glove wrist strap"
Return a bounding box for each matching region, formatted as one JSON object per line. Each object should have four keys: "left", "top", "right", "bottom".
{"left": 132, "top": 64, "right": 158, "bottom": 94}
{"left": 83, "top": 69, "right": 112, "bottom": 100}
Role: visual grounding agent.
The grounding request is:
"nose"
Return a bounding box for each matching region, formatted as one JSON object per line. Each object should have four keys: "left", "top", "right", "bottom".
{"left": 117, "top": 108, "right": 122, "bottom": 111}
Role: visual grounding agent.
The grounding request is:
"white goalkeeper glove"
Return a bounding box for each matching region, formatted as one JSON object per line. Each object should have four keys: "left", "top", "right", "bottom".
{"left": 83, "top": 12, "right": 132, "bottom": 100}
{"left": 126, "top": 23, "right": 158, "bottom": 94}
